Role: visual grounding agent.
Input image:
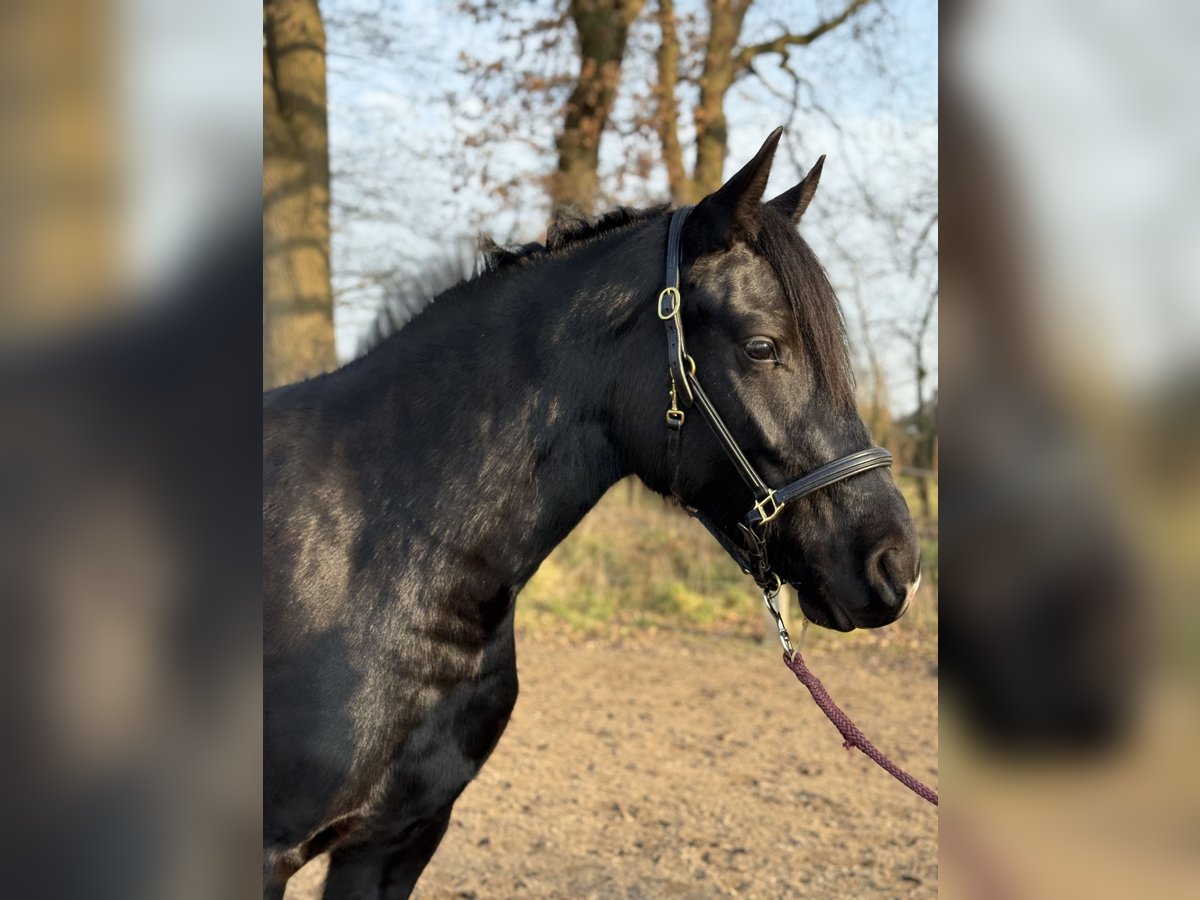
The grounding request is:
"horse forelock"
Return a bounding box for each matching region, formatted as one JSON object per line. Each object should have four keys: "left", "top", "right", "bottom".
{"left": 748, "top": 207, "right": 856, "bottom": 409}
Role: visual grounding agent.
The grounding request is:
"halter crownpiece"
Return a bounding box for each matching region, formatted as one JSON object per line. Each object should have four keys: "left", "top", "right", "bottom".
{"left": 658, "top": 206, "right": 894, "bottom": 590}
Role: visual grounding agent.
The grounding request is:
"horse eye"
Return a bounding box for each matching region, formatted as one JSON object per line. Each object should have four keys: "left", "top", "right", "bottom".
{"left": 744, "top": 338, "right": 778, "bottom": 362}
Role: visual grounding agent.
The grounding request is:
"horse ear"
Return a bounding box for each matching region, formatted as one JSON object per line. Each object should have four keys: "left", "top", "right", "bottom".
{"left": 689, "top": 126, "right": 783, "bottom": 248}
{"left": 767, "top": 155, "right": 825, "bottom": 223}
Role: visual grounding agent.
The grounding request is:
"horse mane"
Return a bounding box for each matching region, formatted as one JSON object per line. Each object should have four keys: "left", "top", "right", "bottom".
{"left": 358, "top": 205, "right": 667, "bottom": 355}
{"left": 749, "top": 206, "right": 856, "bottom": 409}
{"left": 478, "top": 205, "right": 853, "bottom": 411}
{"left": 355, "top": 250, "right": 480, "bottom": 357}
{"left": 480, "top": 205, "right": 667, "bottom": 271}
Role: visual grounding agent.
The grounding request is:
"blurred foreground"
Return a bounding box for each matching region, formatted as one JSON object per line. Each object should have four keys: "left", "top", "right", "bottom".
{"left": 0, "top": 2, "right": 261, "bottom": 898}
{"left": 941, "top": 0, "right": 1199, "bottom": 896}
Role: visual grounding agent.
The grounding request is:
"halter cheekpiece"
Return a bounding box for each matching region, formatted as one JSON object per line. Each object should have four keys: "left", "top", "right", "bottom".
{"left": 658, "top": 205, "right": 894, "bottom": 593}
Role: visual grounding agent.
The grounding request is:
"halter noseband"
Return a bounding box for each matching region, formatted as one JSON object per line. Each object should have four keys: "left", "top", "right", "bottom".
{"left": 657, "top": 206, "right": 893, "bottom": 590}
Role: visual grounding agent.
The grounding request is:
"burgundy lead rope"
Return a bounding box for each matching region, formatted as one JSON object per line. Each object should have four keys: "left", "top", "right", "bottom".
{"left": 782, "top": 649, "right": 938, "bottom": 806}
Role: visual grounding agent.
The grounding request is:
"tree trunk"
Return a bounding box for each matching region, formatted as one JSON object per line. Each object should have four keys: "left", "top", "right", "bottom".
{"left": 655, "top": 0, "right": 690, "bottom": 202}
{"left": 552, "top": 0, "right": 645, "bottom": 214}
{"left": 689, "top": 0, "right": 749, "bottom": 200}
{"left": 263, "top": 0, "right": 336, "bottom": 389}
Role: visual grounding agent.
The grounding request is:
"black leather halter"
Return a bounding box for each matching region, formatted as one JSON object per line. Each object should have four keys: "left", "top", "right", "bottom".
{"left": 657, "top": 206, "right": 893, "bottom": 590}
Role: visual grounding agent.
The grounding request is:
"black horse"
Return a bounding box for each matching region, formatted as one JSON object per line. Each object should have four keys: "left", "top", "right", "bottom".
{"left": 263, "top": 130, "right": 920, "bottom": 899}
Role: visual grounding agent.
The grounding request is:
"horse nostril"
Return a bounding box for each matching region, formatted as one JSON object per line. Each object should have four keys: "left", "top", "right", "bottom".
{"left": 867, "top": 545, "right": 917, "bottom": 609}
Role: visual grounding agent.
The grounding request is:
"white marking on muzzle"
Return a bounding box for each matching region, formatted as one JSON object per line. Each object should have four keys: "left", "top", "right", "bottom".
{"left": 901, "top": 572, "right": 921, "bottom": 614}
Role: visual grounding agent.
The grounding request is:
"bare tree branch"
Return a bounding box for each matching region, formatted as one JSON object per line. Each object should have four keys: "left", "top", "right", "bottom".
{"left": 734, "top": 0, "right": 876, "bottom": 72}
{"left": 908, "top": 209, "right": 938, "bottom": 278}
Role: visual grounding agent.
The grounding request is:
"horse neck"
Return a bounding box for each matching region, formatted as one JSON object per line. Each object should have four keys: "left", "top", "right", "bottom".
{"left": 339, "top": 227, "right": 663, "bottom": 589}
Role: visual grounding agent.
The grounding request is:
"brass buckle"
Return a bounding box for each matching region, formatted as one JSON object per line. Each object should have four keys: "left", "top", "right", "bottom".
{"left": 657, "top": 286, "right": 680, "bottom": 320}
{"left": 752, "top": 491, "right": 784, "bottom": 524}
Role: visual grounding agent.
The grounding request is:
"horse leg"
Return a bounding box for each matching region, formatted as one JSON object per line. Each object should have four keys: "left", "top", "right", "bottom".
{"left": 377, "top": 809, "right": 454, "bottom": 899}
{"left": 318, "top": 847, "right": 384, "bottom": 900}
{"left": 320, "top": 809, "right": 453, "bottom": 900}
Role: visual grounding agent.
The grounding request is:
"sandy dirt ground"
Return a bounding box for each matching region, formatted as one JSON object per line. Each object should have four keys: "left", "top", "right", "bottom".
{"left": 284, "top": 631, "right": 938, "bottom": 899}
